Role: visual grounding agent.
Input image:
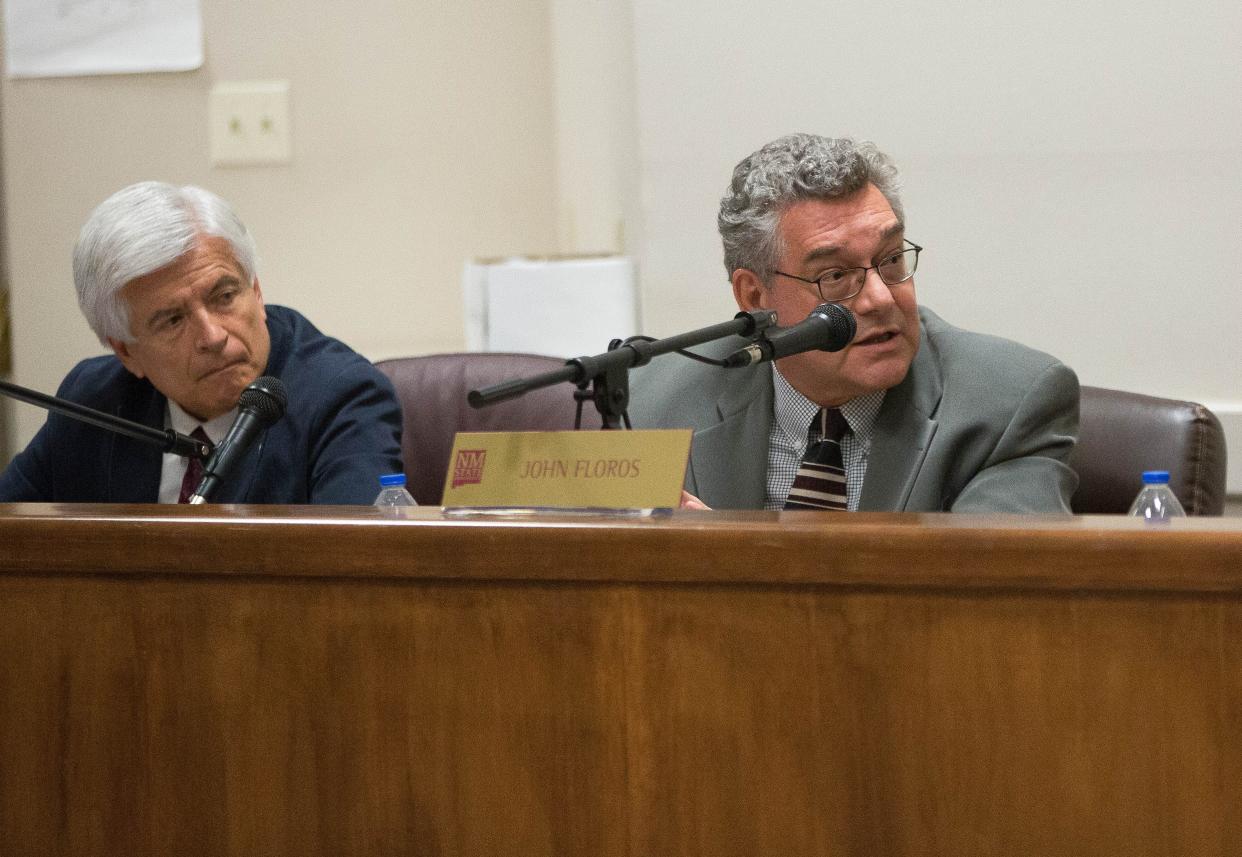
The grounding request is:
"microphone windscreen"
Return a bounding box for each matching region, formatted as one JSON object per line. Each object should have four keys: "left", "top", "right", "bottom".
{"left": 814, "top": 303, "right": 857, "bottom": 352}
{"left": 239, "top": 376, "right": 288, "bottom": 426}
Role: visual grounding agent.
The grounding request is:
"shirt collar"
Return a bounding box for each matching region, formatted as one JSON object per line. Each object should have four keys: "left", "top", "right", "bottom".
{"left": 167, "top": 399, "right": 238, "bottom": 446}
{"left": 771, "top": 365, "right": 886, "bottom": 443}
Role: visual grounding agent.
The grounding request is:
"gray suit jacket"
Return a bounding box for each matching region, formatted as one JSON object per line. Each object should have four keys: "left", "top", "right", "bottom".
{"left": 627, "top": 306, "right": 1079, "bottom": 512}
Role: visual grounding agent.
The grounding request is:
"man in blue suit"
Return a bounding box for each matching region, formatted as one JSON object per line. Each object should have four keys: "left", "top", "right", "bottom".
{"left": 0, "top": 182, "right": 403, "bottom": 504}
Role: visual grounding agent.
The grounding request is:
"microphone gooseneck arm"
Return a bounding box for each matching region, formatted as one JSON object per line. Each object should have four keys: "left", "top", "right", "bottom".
{"left": 467, "top": 308, "right": 779, "bottom": 413}
{"left": 0, "top": 378, "right": 212, "bottom": 460}
{"left": 186, "top": 412, "right": 263, "bottom": 505}
{"left": 188, "top": 376, "right": 288, "bottom": 504}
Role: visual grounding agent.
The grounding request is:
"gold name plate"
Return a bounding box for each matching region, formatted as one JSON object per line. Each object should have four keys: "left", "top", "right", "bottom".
{"left": 441, "top": 429, "right": 692, "bottom": 509}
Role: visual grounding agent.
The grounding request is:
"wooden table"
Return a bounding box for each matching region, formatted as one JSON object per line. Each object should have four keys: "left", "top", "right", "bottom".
{"left": 2, "top": 504, "right": 1240, "bottom": 856}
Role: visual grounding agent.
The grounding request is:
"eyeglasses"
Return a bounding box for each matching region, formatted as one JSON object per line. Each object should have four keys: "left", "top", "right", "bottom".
{"left": 773, "top": 240, "right": 922, "bottom": 303}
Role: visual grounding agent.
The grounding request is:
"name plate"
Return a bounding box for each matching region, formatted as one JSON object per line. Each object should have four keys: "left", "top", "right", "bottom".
{"left": 441, "top": 429, "right": 691, "bottom": 509}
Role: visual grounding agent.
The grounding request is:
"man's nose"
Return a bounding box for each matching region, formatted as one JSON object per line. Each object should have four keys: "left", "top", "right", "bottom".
{"left": 850, "top": 268, "right": 896, "bottom": 315}
{"left": 192, "top": 309, "right": 228, "bottom": 352}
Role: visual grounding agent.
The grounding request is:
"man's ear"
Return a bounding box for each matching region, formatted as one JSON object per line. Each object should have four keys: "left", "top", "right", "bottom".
{"left": 252, "top": 277, "right": 267, "bottom": 321}
{"left": 107, "top": 338, "right": 145, "bottom": 379}
{"left": 732, "top": 268, "right": 770, "bottom": 313}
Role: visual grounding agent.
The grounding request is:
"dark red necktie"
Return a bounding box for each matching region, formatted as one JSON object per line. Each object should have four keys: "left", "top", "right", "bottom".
{"left": 177, "top": 427, "right": 212, "bottom": 504}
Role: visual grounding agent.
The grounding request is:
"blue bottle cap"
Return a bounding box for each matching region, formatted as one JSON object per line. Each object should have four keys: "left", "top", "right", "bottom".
{"left": 1141, "top": 470, "right": 1171, "bottom": 484}
{"left": 379, "top": 473, "right": 407, "bottom": 487}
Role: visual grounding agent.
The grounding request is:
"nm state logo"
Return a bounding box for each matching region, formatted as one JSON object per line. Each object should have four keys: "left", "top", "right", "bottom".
{"left": 452, "top": 449, "right": 487, "bottom": 488}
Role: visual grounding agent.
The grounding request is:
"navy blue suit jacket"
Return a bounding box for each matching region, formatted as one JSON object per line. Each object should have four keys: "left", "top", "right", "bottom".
{"left": 0, "top": 305, "right": 403, "bottom": 504}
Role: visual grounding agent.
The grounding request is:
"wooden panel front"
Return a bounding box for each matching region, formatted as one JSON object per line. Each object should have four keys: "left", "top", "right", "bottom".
{"left": 624, "top": 587, "right": 1242, "bottom": 856}
{"left": 2, "top": 505, "right": 1241, "bottom": 856}
{"left": 0, "top": 576, "right": 630, "bottom": 856}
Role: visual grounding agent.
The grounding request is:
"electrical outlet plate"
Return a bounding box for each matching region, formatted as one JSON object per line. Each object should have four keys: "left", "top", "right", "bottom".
{"left": 209, "top": 80, "right": 292, "bottom": 166}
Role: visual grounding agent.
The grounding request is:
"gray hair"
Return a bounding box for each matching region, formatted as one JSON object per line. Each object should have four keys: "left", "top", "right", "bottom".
{"left": 73, "top": 181, "right": 259, "bottom": 343}
{"left": 718, "top": 134, "right": 904, "bottom": 279}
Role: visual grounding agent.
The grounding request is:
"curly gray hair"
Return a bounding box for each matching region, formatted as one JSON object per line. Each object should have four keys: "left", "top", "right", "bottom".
{"left": 73, "top": 181, "right": 259, "bottom": 344}
{"left": 718, "top": 134, "right": 904, "bottom": 279}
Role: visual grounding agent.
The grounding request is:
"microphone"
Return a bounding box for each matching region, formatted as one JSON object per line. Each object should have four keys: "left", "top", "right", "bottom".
{"left": 188, "top": 376, "right": 288, "bottom": 504}
{"left": 723, "top": 303, "right": 856, "bottom": 368}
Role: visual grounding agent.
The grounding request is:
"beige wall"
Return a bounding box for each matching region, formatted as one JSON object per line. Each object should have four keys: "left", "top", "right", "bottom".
{"left": 6, "top": 0, "right": 1237, "bottom": 492}
{"left": 549, "top": 0, "right": 640, "bottom": 257}
{"left": 629, "top": 0, "right": 1242, "bottom": 491}
{"left": 2, "top": 0, "right": 562, "bottom": 451}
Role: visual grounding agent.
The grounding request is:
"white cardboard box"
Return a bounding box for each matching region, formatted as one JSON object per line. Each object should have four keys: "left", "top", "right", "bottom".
{"left": 463, "top": 256, "right": 638, "bottom": 358}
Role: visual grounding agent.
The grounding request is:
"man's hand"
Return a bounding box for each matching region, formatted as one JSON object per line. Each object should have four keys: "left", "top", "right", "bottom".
{"left": 680, "top": 490, "right": 711, "bottom": 510}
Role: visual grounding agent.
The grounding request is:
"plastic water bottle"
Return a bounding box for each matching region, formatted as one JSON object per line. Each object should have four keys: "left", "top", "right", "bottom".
{"left": 374, "top": 473, "right": 417, "bottom": 509}
{"left": 1127, "top": 470, "right": 1185, "bottom": 521}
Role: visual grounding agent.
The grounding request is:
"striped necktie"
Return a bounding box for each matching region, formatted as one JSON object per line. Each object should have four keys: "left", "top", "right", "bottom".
{"left": 784, "top": 408, "right": 849, "bottom": 511}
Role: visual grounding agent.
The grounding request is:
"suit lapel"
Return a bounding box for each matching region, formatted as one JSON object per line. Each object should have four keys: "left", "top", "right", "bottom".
{"left": 859, "top": 317, "right": 942, "bottom": 511}
{"left": 105, "top": 386, "right": 165, "bottom": 503}
{"left": 687, "top": 365, "right": 771, "bottom": 509}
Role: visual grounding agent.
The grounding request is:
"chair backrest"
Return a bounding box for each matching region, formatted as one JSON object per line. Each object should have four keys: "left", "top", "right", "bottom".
{"left": 1072, "top": 386, "right": 1227, "bottom": 515}
{"left": 376, "top": 353, "right": 601, "bottom": 505}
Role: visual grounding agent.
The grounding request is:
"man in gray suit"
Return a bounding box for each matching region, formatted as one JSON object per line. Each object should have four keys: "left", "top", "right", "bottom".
{"left": 628, "top": 134, "right": 1079, "bottom": 512}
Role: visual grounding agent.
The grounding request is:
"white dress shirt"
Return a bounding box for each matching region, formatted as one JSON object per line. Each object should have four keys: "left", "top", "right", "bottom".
{"left": 157, "top": 401, "right": 237, "bottom": 503}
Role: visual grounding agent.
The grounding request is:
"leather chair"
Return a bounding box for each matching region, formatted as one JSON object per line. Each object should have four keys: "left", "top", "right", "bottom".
{"left": 1072, "top": 386, "right": 1227, "bottom": 515}
{"left": 377, "top": 356, "right": 1230, "bottom": 514}
{"left": 376, "top": 353, "right": 602, "bottom": 505}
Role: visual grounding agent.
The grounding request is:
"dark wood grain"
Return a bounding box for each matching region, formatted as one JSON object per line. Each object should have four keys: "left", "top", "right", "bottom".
{"left": 2, "top": 504, "right": 1241, "bottom": 856}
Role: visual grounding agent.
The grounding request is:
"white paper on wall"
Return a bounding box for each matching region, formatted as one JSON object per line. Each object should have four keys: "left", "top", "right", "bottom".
{"left": 4, "top": 0, "right": 203, "bottom": 79}
{"left": 462, "top": 256, "right": 638, "bottom": 358}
